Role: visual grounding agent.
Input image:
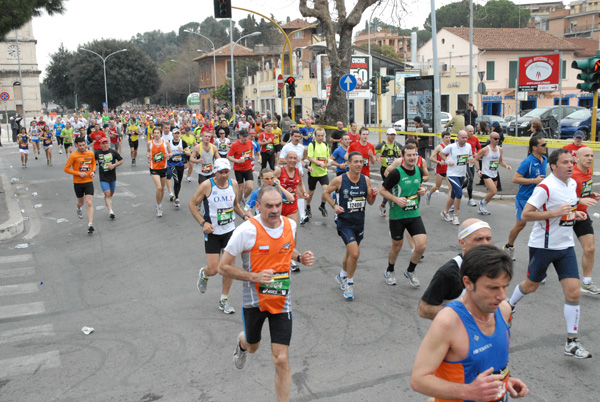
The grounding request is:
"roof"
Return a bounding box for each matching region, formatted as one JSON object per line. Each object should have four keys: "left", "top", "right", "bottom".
{"left": 444, "top": 27, "right": 581, "bottom": 51}
{"left": 193, "top": 44, "right": 275, "bottom": 61}
{"left": 564, "top": 38, "right": 600, "bottom": 57}
{"left": 281, "top": 18, "right": 315, "bottom": 30}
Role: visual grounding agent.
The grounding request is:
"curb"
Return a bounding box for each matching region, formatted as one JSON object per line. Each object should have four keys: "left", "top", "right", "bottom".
{"left": 0, "top": 174, "right": 25, "bottom": 241}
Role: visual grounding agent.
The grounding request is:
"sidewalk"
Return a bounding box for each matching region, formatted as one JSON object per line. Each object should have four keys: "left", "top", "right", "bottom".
{"left": 0, "top": 155, "right": 25, "bottom": 240}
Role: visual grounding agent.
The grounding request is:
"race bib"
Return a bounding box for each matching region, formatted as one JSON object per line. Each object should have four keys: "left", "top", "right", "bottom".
{"left": 80, "top": 160, "right": 91, "bottom": 171}
{"left": 347, "top": 197, "right": 366, "bottom": 212}
{"left": 153, "top": 152, "right": 164, "bottom": 162}
{"left": 489, "top": 161, "right": 499, "bottom": 171}
{"left": 172, "top": 155, "right": 183, "bottom": 163}
{"left": 386, "top": 157, "right": 396, "bottom": 165}
{"left": 266, "top": 144, "right": 274, "bottom": 151}
{"left": 259, "top": 272, "right": 290, "bottom": 296}
{"left": 581, "top": 179, "right": 593, "bottom": 198}
{"left": 219, "top": 143, "right": 227, "bottom": 150}
{"left": 402, "top": 194, "right": 419, "bottom": 211}
{"left": 559, "top": 204, "right": 578, "bottom": 227}
{"left": 362, "top": 159, "right": 369, "bottom": 167}
{"left": 217, "top": 207, "right": 233, "bottom": 225}
{"left": 457, "top": 155, "right": 469, "bottom": 166}
{"left": 201, "top": 164, "right": 213, "bottom": 173}
{"left": 487, "top": 366, "right": 509, "bottom": 402}
{"left": 242, "top": 150, "right": 251, "bottom": 161}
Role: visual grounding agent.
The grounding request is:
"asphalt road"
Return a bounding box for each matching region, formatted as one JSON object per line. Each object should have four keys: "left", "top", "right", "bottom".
{"left": 0, "top": 141, "right": 599, "bottom": 402}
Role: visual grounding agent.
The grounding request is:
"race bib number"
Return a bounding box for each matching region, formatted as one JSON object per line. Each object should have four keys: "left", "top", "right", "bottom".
{"left": 219, "top": 143, "right": 227, "bottom": 150}
{"left": 217, "top": 207, "right": 233, "bottom": 225}
{"left": 80, "top": 160, "right": 92, "bottom": 171}
{"left": 402, "top": 194, "right": 419, "bottom": 211}
{"left": 457, "top": 155, "right": 469, "bottom": 166}
{"left": 559, "top": 204, "right": 578, "bottom": 227}
{"left": 172, "top": 155, "right": 183, "bottom": 163}
{"left": 489, "top": 161, "right": 499, "bottom": 171}
{"left": 153, "top": 152, "right": 164, "bottom": 162}
{"left": 581, "top": 179, "right": 593, "bottom": 198}
{"left": 259, "top": 272, "right": 290, "bottom": 296}
{"left": 386, "top": 157, "right": 396, "bottom": 165}
{"left": 362, "top": 159, "right": 369, "bottom": 167}
{"left": 347, "top": 197, "right": 366, "bottom": 213}
{"left": 201, "top": 164, "right": 213, "bottom": 173}
{"left": 317, "top": 157, "right": 327, "bottom": 163}
{"left": 242, "top": 150, "right": 251, "bottom": 161}
{"left": 266, "top": 144, "right": 274, "bottom": 151}
{"left": 487, "top": 367, "right": 509, "bottom": 402}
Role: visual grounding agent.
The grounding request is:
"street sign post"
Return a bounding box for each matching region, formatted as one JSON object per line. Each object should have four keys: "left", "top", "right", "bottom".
{"left": 277, "top": 74, "right": 284, "bottom": 89}
{"left": 1, "top": 92, "right": 9, "bottom": 143}
{"left": 339, "top": 74, "right": 357, "bottom": 92}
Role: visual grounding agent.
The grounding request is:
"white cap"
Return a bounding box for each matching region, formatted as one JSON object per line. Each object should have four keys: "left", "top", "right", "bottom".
{"left": 214, "top": 158, "right": 231, "bottom": 172}
{"left": 386, "top": 128, "right": 397, "bottom": 135}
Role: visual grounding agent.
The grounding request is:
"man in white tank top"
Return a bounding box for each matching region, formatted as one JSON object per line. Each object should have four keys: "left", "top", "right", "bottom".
{"left": 472, "top": 132, "right": 511, "bottom": 215}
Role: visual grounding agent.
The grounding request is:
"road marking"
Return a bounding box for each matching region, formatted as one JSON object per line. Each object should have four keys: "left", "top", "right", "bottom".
{"left": 0, "top": 283, "right": 38, "bottom": 297}
{"left": 0, "top": 324, "right": 55, "bottom": 345}
{"left": 0, "top": 350, "right": 61, "bottom": 379}
{"left": 0, "top": 254, "right": 32, "bottom": 264}
{"left": 0, "top": 267, "right": 35, "bottom": 278}
{"left": 0, "top": 302, "right": 45, "bottom": 320}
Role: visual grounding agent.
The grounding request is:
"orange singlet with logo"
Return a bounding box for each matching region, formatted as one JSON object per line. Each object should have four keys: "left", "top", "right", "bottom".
{"left": 150, "top": 139, "right": 168, "bottom": 170}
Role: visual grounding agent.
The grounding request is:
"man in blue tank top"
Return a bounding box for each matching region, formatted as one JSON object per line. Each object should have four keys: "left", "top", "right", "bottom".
{"left": 323, "top": 151, "right": 379, "bottom": 301}
{"left": 411, "top": 245, "right": 529, "bottom": 402}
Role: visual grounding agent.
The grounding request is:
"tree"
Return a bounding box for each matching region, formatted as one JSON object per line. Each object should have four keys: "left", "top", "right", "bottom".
{"left": 475, "top": 0, "right": 531, "bottom": 28}
{"left": 43, "top": 43, "right": 76, "bottom": 110}
{"left": 71, "top": 40, "right": 160, "bottom": 111}
{"left": 300, "top": 0, "right": 380, "bottom": 126}
{"left": 130, "top": 30, "right": 179, "bottom": 64}
{"left": 0, "top": 0, "right": 66, "bottom": 40}
{"left": 234, "top": 59, "right": 260, "bottom": 105}
{"left": 358, "top": 44, "right": 400, "bottom": 60}
{"left": 424, "top": 0, "right": 477, "bottom": 31}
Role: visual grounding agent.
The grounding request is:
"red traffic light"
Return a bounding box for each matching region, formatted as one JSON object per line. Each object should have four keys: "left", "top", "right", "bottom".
{"left": 285, "top": 77, "right": 296, "bottom": 85}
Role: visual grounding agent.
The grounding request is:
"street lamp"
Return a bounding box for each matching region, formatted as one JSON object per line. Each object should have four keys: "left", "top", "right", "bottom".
{"left": 157, "top": 68, "right": 168, "bottom": 106}
{"left": 170, "top": 59, "right": 191, "bottom": 95}
{"left": 230, "top": 31, "right": 261, "bottom": 109}
{"left": 79, "top": 47, "right": 127, "bottom": 111}
{"left": 184, "top": 29, "right": 217, "bottom": 93}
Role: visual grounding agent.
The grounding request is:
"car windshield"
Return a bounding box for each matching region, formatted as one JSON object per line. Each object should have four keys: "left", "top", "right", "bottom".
{"left": 523, "top": 107, "right": 551, "bottom": 118}
{"left": 488, "top": 115, "right": 503, "bottom": 122}
{"left": 564, "top": 109, "right": 591, "bottom": 120}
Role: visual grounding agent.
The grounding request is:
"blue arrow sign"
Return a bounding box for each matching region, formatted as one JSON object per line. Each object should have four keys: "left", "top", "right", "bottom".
{"left": 340, "top": 74, "right": 357, "bottom": 92}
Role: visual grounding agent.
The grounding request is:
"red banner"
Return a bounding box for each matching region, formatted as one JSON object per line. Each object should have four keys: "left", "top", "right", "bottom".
{"left": 518, "top": 54, "right": 560, "bottom": 92}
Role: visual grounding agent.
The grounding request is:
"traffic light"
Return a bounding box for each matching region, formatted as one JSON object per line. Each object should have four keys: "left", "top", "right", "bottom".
{"left": 214, "top": 0, "right": 232, "bottom": 19}
{"left": 277, "top": 87, "right": 282, "bottom": 98}
{"left": 287, "top": 82, "right": 296, "bottom": 98}
{"left": 572, "top": 56, "right": 600, "bottom": 92}
{"left": 370, "top": 75, "right": 378, "bottom": 95}
{"left": 380, "top": 75, "right": 393, "bottom": 94}
{"left": 226, "top": 87, "right": 232, "bottom": 99}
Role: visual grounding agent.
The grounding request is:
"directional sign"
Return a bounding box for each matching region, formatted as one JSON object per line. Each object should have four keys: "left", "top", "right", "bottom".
{"left": 286, "top": 76, "right": 295, "bottom": 85}
{"left": 477, "top": 82, "right": 487, "bottom": 94}
{"left": 0, "top": 92, "right": 9, "bottom": 101}
{"left": 339, "top": 74, "right": 357, "bottom": 92}
{"left": 277, "top": 74, "right": 284, "bottom": 89}
{"left": 518, "top": 54, "right": 560, "bottom": 92}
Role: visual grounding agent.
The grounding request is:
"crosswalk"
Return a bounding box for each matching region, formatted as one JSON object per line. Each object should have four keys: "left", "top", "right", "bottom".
{"left": 0, "top": 253, "right": 61, "bottom": 379}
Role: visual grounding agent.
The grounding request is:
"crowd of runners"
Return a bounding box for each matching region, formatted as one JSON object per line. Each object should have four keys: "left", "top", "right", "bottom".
{"left": 11, "top": 106, "right": 599, "bottom": 401}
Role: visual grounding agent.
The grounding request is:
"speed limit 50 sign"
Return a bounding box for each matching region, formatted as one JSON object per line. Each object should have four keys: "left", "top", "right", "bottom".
{"left": 348, "top": 55, "right": 372, "bottom": 99}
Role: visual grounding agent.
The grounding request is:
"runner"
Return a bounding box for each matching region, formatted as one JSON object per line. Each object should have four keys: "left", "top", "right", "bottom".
{"left": 299, "top": 119, "right": 315, "bottom": 150}
{"left": 347, "top": 122, "right": 360, "bottom": 144}
{"left": 346, "top": 127, "right": 376, "bottom": 177}
{"left": 329, "top": 121, "right": 346, "bottom": 152}
{"left": 472, "top": 131, "right": 512, "bottom": 215}
{"left": 274, "top": 152, "right": 306, "bottom": 226}
{"left": 168, "top": 128, "right": 191, "bottom": 208}
{"left": 181, "top": 126, "right": 197, "bottom": 182}
{"left": 258, "top": 121, "right": 276, "bottom": 170}
{"left": 218, "top": 186, "right": 314, "bottom": 401}
{"left": 563, "top": 130, "right": 587, "bottom": 160}
{"left": 279, "top": 130, "right": 308, "bottom": 224}
{"left": 17, "top": 127, "right": 30, "bottom": 168}
{"left": 306, "top": 128, "right": 330, "bottom": 219}
{"left": 426, "top": 130, "right": 451, "bottom": 205}
{"left": 147, "top": 127, "right": 173, "bottom": 217}
{"left": 379, "top": 144, "right": 427, "bottom": 288}
{"left": 62, "top": 122, "right": 74, "bottom": 156}
{"left": 411, "top": 245, "right": 529, "bottom": 401}
{"left": 504, "top": 136, "right": 547, "bottom": 260}
{"left": 439, "top": 130, "right": 473, "bottom": 225}
{"left": 508, "top": 148, "right": 594, "bottom": 358}
{"left": 53, "top": 117, "right": 65, "bottom": 154}
{"left": 227, "top": 129, "right": 255, "bottom": 205}
{"left": 41, "top": 125, "right": 54, "bottom": 166}
{"left": 464, "top": 125, "right": 481, "bottom": 207}
{"left": 272, "top": 120, "right": 282, "bottom": 159}
{"left": 190, "top": 159, "right": 248, "bottom": 315}
{"left": 64, "top": 136, "right": 96, "bottom": 234}
{"left": 571, "top": 147, "right": 600, "bottom": 294}
{"left": 191, "top": 131, "right": 220, "bottom": 185}
{"left": 323, "top": 151, "right": 379, "bottom": 300}
{"left": 375, "top": 128, "right": 402, "bottom": 217}
{"left": 127, "top": 118, "right": 140, "bottom": 166}
{"left": 418, "top": 219, "right": 492, "bottom": 319}
{"left": 29, "top": 120, "right": 41, "bottom": 159}
{"left": 94, "top": 138, "right": 123, "bottom": 219}
{"left": 214, "top": 128, "right": 230, "bottom": 159}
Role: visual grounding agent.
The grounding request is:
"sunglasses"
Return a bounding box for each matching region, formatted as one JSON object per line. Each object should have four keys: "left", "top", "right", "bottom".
{"left": 538, "top": 143, "right": 547, "bottom": 147}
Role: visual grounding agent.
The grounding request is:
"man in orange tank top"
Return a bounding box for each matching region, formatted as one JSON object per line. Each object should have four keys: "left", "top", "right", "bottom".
{"left": 219, "top": 187, "right": 314, "bottom": 401}
{"left": 64, "top": 136, "right": 97, "bottom": 234}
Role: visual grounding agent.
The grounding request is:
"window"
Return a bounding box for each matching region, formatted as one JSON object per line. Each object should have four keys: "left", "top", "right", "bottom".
{"left": 562, "top": 60, "right": 567, "bottom": 79}
{"left": 293, "top": 31, "right": 303, "bottom": 39}
{"left": 508, "top": 61, "right": 518, "bottom": 88}
{"left": 486, "top": 61, "right": 495, "bottom": 80}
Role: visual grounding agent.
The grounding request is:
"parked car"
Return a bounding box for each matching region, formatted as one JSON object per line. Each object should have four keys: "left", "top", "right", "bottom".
{"left": 559, "top": 108, "right": 600, "bottom": 140}
{"left": 504, "top": 109, "right": 532, "bottom": 123}
{"left": 394, "top": 111, "right": 452, "bottom": 132}
{"left": 475, "top": 115, "right": 508, "bottom": 131}
{"left": 506, "top": 106, "right": 584, "bottom": 136}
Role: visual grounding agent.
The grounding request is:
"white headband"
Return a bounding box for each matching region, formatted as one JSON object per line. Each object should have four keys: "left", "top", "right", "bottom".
{"left": 458, "top": 221, "right": 491, "bottom": 240}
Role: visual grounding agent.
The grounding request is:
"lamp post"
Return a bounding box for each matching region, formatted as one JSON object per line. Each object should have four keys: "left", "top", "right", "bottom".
{"left": 79, "top": 47, "right": 127, "bottom": 111}
{"left": 157, "top": 68, "right": 168, "bottom": 106}
{"left": 230, "top": 30, "right": 261, "bottom": 110}
{"left": 184, "top": 29, "right": 218, "bottom": 93}
{"left": 170, "top": 59, "right": 191, "bottom": 95}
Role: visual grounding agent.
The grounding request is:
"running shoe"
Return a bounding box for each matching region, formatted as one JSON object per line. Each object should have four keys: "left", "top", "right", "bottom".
{"left": 478, "top": 200, "right": 491, "bottom": 215}
{"left": 581, "top": 281, "right": 600, "bottom": 295}
{"left": 425, "top": 190, "right": 431, "bottom": 205}
{"left": 404, "top": 271, "right": 420, "bottom": 288}
{"left": 59, "top": 150, "right": 62, "bottom": 154}
{"left": 35, "top": 156, "right": 38, "bottom": 160}
{"left": 156, "top": 205, "right": 163, "bottom": 217}
{"left": 87, "top": 224, "right": 94, "bottom": 234}
{"left": 132, "top": 159, "right": 136, "bottom": 167}
{"left": 77, "top": 207, "right": 83, "bottom": 219}
{"left": 233, "top": 331, "right": 248, "bottom": 369}
{"left": 306, "top": 206, "right": 312, "bottom": 219}
{"left": 503, "top": 244, "right": 515, "bottom": 261}
{"left": 335, "top": 273, "right": 347, "bottom": 290}
{"left": 109, "top": 211, "right": 115, "bottom": 220}
{"left": 197, "top": 267, "right": 208, "bottom": 293}
{"left": 300, "top": 215, "right": 309, "bottom": 225}
{"left": 219, "top": 298, "right": 236, "bottom": 314}
{"left": 343, "top": 283, "right": 354, "bottom": 300}
{"left": 318, "top": 204, "right": 328, "bottom": 217}
{"left": 290, "top": 260, "right": 300, "bottom": 272}
{"left": 384, "top": 271, "right": 397, "bottom": 286}
{"left": 379, "top": 203, "right": 387, "bottom": 217}
{"left": 452, "top": 215, "right": 460, "bottom": 225}
{"left": 49, "top": 161, "right": 53, "bottom": 167}
{"left": 564, "top": 338, "right": 592, "bottom": 359}
{"left": 170, "top": 193, "right": 175, "bottom": 202}
{"left": 467, "top": 199, "right": 476, "bottom": 206}
{"left": 449, "top": 205, "right": 455, "bottom": 213}
{"left": 186, "top": 176, "right": 191, "bottom": 182}
{"left": 175, "top": 199, "right": 181, "bottom": 208}
{"left": 440, "top": 210, "right": 451, "bottom": 222}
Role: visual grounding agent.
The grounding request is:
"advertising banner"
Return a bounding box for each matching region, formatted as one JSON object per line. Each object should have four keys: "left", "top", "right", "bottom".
{"left": 317, "top": 54, "right": 372, "bottom": 100}
{"left": 518, "top": 54, "right": 560, "bottom": 92}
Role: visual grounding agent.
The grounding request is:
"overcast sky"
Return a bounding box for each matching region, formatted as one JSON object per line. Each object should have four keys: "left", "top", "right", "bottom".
{"left": 31, "top": 0, "right": 546, "bottom": 79}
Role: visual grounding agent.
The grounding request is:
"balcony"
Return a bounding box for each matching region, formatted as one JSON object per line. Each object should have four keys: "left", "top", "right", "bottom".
{"left": 564, "top": 22, "right": 600, "bottom": 34}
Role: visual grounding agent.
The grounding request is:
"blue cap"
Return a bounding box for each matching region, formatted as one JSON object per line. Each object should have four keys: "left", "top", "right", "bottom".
{"left": 574, "top": 130, "right": 584, "bottom": 138}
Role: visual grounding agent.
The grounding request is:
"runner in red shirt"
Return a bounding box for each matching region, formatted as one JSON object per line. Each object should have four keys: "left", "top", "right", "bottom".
{"left": 346, "top": 127, "right": 376, "bottom": 176}
{"left": 347, "top": 122, "right": 360, "bottom": 144}
{"left": 227, "top": 129, "right": 255, "bottom": 203}
{"left": 89, "top": 125, "right": 108, "bottom": 150}
{"left": 563, "top": 130, "right": 587, "bottom": 161}
{"left": 465, "top": 125, "right": 481, "bottom": 206}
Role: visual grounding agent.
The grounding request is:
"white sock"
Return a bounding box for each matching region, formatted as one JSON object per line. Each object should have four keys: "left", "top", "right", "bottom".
{"left": 347, "top": 278, "right": 354, "bottom": 285}
{"left": 88, "top": 222, "right": 93, "bottom": 227}
{"left": 509, "top": 283, "right": 527, "bottom": 306}
{"left": 298, "top": 199, "right": 306, "bottom": 219}
{"left": 340, "top": 269, "right": 347, "bottom": 278}
{"left": 220, "top": 294, "right": 227, "bottom": 301}
{"left": 564, "top": 303, "right": 580, "bottom": 335}
{"left": 583, "top": 277, "right": 592, "bottom": 285}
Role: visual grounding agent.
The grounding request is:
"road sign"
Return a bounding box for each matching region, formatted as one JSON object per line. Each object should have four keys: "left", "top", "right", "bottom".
{"left": 477, "top": 82, "right": 487, "bottom": 94}
{"left": 340, "top": 74, "right": 357, "bottom": 92}
{"left": 277, "top": 74, "right": 284, "bottom": 89}
{"left": 102, "top": 102, "right": 108, "bottom": 112}
{"left": 518, "top": 53, "right": 560, "bottom": 92}
{"left": 478, "top": 71, "right": 485, "bottom": 82}
{"left": 0, "top": 92, "right": 9, "bottom": 101}
{"left": 214, "top": 99, "right": 219, "bottom": 105}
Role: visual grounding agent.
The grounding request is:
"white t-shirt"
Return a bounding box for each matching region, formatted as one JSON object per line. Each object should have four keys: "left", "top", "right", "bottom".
{"left": 161, "top": 132, "right": 173, "bottom": 142}
{"left": 236, "top": 121, "right": 251, "bottom": 131}
{"left": 441, "top": 142, "right": 472, "bottom": 177}
{"left": 280, "top": 142, "right": 306, "bottom": 174}
{"left": 527, "top": 173, "right": 578, "bottom": 250}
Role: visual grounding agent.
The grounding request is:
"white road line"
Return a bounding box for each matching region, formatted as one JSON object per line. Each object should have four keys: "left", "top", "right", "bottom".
{"left": 0, "top": 350, "right": 61, "bottom": 379}
{"left": 0, "top": 254, "right": 32, "bottom": 264}
{"left": 0, "top": 302, "right": 45, "bottom": 320}
{"left": 0, "top": 267, "right": 35, "bottom": 278}
{"left": 0, "top": 324, "right": 55, "bottom": 345}
{"left": 0, "top": 283, "right": 39, "bottom": 297}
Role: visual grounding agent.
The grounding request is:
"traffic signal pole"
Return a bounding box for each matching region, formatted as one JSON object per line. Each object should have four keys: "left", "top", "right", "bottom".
{"left": 593, "top": 90, "right": 598, "bottom": 142}
{"left": 377, "top": 75, "right": 382, "bottom": 143}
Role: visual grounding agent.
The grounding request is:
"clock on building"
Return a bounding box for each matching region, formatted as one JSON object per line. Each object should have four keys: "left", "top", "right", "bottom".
{"left": 7, "top": 44, "right": 19, "bottom": 58}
